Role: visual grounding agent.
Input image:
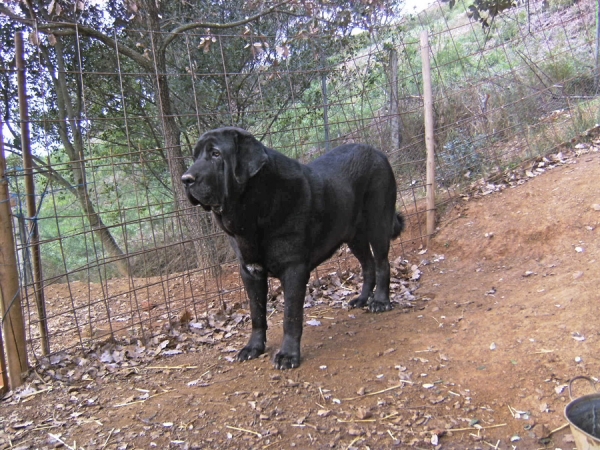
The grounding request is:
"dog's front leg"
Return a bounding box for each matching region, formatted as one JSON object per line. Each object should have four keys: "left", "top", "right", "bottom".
{"left": 237, "top": 265, "right": 268, "bottom": 362}
{"left": 273, "top": 265, "right": 310, "bottom": 369}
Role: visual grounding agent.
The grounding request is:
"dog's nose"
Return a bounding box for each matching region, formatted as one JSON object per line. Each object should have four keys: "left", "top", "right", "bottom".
{"left": 181, "top": 173, "right": 195, "bottom": 185}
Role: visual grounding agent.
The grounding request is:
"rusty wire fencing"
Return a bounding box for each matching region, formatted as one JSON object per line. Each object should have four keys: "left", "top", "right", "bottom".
{"left": 0, "top": 0, "right": 598, "bottom": 383}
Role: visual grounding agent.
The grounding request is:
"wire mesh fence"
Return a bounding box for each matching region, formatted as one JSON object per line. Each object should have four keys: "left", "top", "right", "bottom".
{"left": 0, "top": 0, "right": 598, "bottom": 379}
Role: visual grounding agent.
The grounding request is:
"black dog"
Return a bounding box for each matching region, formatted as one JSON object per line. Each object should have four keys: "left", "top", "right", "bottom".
{"left": 182, "top": 127, "right": 404, "bottom": 369}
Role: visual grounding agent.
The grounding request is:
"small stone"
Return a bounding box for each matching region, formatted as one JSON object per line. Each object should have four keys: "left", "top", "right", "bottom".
{"left": 348, "top": 426, "right": 364, "bottom": 436}
{"left": 356, "top": 407, "right": 372, "bottom": 420}
{"left": 573, "top": 271, "right": 584, "bottom": 279}
{"left": 592, "top": 204, "right": 600, "bottom": 211}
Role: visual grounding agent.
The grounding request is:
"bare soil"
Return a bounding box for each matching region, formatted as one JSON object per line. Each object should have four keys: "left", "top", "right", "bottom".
{"left": 1, "top": 148, "right": 599, "bottom": 450}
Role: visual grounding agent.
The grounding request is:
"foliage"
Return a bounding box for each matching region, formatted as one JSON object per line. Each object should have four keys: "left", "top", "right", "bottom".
{"left": 451, "top": 0, "right": 518, "bottom": 28}
{"left": 1, "top": 0, "right": 597, "bottom": 282}
{"left": 438, "top": 134, "right": 486, "bottom": 186}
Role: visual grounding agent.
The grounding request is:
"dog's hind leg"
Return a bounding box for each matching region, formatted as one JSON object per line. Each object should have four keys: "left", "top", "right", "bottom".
{"left": 368, "top": 233, "right": 393, "bottom": 312}
{"left": 347, "top": 232, "right": 376, "bottom": 309}
{"left": 366, "top": 200, "right": 395, "bottom": 312}
{"left": 368, "top": 210, "right": 393, "bottom": 312}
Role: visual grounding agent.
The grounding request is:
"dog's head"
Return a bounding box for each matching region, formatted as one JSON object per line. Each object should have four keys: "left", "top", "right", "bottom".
{"left": 181, "top": 127, "right": 268, "bottom": 212}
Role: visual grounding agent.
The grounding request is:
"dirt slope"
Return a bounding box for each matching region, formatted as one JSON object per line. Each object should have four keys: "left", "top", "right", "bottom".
{"left": 1, "top": 149, "right": 599, "bottom": 450}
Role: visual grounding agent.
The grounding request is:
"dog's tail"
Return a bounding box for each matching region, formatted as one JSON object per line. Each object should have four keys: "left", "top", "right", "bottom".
{"left": 391, "top": 212, "right": 405, "bottom": 240}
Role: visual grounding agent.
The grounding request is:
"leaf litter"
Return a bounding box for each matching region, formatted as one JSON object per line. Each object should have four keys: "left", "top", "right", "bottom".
{"left": 3, "top": 141, "right": 600, "bottom": 449}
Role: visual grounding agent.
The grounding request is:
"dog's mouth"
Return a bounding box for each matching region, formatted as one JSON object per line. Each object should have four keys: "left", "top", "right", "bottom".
{"left": 185, "top": 190, "right": 222, "bottom": 213}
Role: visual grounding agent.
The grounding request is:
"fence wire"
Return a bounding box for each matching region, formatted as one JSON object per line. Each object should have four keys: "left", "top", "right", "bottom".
{"left": 0, "top": 0, "right": 598, "bottom": 363}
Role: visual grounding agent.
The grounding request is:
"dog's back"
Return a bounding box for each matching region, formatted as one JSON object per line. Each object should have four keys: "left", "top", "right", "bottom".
{"left": 302, "top": 144, "right": 399, "bottom": 268}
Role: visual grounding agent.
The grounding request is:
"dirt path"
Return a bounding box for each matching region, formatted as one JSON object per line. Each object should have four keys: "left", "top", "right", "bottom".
{"left": 1, "top": 149, "right": 599, "bottom": 450}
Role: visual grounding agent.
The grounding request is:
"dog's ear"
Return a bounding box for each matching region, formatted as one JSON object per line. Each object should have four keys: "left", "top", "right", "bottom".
{"left": 231, "top": 129, "right": 268, "bottom": 184}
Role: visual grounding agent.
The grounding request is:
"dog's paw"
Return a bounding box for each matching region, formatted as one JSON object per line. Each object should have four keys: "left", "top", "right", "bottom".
{"left": 348, "top": 296, "right": 368, "bottom": 309}
{"left": 237, "top": 345, "right": 264, "bottom": 362}
{"left": 368, "top": 300, "right": 392, "bottom": 313}
{"left": 273, "top": 350, "right": 300, "bottom": 370}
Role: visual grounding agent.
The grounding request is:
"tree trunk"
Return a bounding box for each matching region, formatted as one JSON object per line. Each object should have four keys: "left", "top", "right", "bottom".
{"left": 47, "top": 41, "right": 130, "bottom": 277}
{"left": 145, "top": 1, "right": 222, "bottom": 277}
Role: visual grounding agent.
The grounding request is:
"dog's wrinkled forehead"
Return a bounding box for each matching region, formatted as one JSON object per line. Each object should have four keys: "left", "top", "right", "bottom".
{"left": 194, "top": 127, "right": 252, "bottom": 159}
{"left": 193, "top": 130, "right": 228, "bottom": 159}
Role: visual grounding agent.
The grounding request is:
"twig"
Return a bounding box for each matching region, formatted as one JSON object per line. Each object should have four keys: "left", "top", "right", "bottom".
{"left": 546, "top": 423, "right": 569, "bottom": 436}
{"left": 337, "top": 418, "right": 377, "bottom": 423}
{"left": 113, "top": 390, "right": 171, "bottom": 408}
{"left": 342, "top": 382, "right": 414, "bottom": 401}
{"left": 34, "top": 369, "right": 49, "bottom": 385}
{"left": 346, "top": 436, "right": 361, "bottom": 449}
{"left": 20, "top": 387, "right": 53, "bottom": 398}
{"left": 198, "top": 363, "right": 219, "bottom": 378}
{"left": 484, "top": 439, "right": 500, "bottom": 449}
{"left": 319, "top": 387, "right": 327, "bottom": 403}
{"left": 387, "top": 429, "right": 396, "bottom": 441}
{"left": 447, "top": 423, "right": 507, "bottom": 432}
{"left": 48, "top": 433, "right": 76, "bottom": 450}
{"left": 30, "top": 425, "right": 61, "bottom": 432}
{"left": 101, "top": 428, "right": 114, "bottom": 449}
{"left": 291, "top": 423, "right": 317, "bottom": 429}
{"left": 226, "top": 425, "right": 262, "bottom": 438}
{"left": 143, "top": 365, "right": 198, "bottom": 370}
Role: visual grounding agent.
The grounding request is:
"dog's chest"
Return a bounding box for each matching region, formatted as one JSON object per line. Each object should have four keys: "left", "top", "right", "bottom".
{"left": 214, "top": 212, "right": 247, "bottom": 237}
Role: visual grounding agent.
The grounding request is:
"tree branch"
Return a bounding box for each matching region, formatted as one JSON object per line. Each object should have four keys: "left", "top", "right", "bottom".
{"left": 160, "top": 0, "right": 291, "bottom": 52}
{"left": 0, "top": 4, "right": 153, "bottom": 71}
{"left": 3, "top": 144, "right": 79, "bottom": 196}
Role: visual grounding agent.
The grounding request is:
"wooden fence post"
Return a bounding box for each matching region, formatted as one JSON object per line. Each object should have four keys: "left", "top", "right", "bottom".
{"left": 420, "top": 31, "right": 436, "bottom": 247}
{"left": 0, "top": 121, "right": 29, "bottom": 390}
{"left": 16, "top": 32, "right": 49, "bottom": 355}
{"left": 389, "top": 47, "right": 402, "bottom": 150}
{"left": 595, "top": 0, "right": 600, "bottom": 89}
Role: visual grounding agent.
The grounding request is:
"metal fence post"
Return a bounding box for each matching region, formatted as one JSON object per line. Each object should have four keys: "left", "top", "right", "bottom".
{"left": 0, "top": 121, "right": 28, "bottom": 390}
{"left": 421, "top": 31, "right": 436, "bottom": 246}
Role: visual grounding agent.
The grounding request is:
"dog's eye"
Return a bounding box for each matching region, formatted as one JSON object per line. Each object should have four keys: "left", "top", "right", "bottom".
{"left": 211, "top": 150, "right": 221, "bottom": 158}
